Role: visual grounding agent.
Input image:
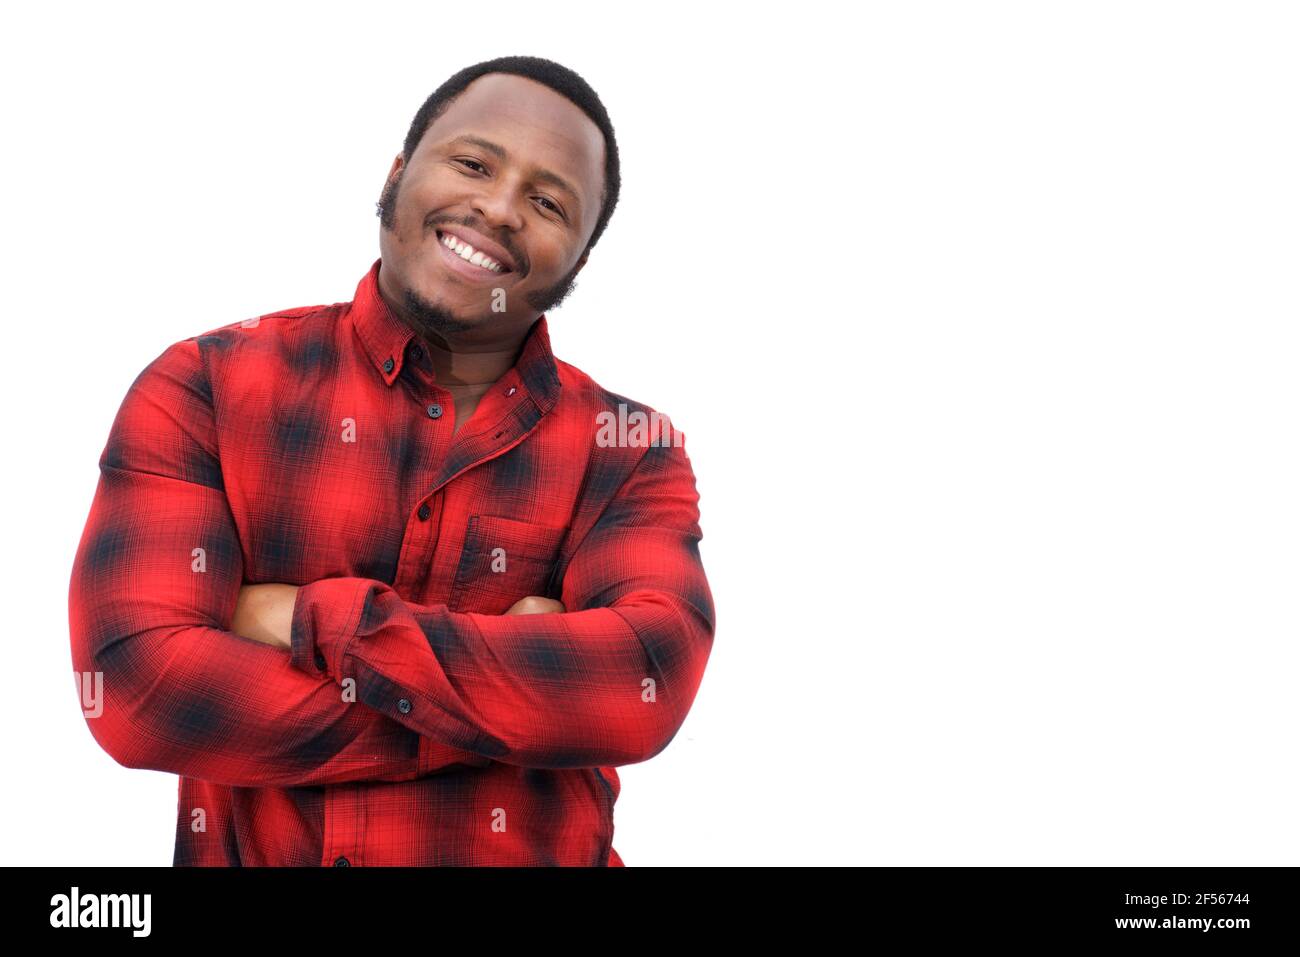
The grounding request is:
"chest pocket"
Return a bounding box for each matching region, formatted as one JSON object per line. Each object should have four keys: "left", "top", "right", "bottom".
{"left": 447, "top": 514, "right": 568, "bottom": 614}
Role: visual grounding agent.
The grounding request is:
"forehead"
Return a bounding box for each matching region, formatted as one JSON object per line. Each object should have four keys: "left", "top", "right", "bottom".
{"left": 419, "top": 73, "right": 605, "bottom": 217}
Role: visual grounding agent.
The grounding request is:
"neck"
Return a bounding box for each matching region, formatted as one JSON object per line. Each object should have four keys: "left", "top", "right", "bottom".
{"left": 375, "top": 268, "right": 532, "bottom": 386}
{"left": 420, "top": 334, "right": 519, "bottom": 386}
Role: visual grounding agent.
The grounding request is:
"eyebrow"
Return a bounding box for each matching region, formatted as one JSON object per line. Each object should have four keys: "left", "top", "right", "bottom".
{"left": 443, "top": 134, "right": 584, "bottom": 213}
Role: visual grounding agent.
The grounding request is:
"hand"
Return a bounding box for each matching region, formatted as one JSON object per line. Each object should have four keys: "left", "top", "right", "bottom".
{"left": 231, "top": 583, "right": 300, "bottom": 649}
{"left": 504, "top": 595, "right": 566, "bottom": 615}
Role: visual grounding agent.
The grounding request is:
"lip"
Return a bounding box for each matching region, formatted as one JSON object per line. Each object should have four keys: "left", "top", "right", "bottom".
{"left": 433, "top": 232, "right": 512, "bottom": 284}
{"left": 435, "top": 226, "right": 519, "bottom": 275}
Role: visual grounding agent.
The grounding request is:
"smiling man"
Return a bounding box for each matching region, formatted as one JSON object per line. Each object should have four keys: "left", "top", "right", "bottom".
{"left": 68, "top": 56, "right": 716, "bottom": 867}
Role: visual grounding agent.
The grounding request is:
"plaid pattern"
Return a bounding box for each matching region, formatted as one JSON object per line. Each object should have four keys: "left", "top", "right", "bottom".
{"left": 68, "top": 257, "right": 715, "bottom": 866}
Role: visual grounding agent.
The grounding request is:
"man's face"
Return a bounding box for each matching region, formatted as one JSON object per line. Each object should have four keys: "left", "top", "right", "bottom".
{"left": 377, "top": 72, "right": 606, "bottom": 345}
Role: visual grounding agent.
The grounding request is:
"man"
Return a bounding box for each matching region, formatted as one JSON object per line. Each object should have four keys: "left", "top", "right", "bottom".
{"left": 68, "top": 56, "right": 715, "bottom": 866}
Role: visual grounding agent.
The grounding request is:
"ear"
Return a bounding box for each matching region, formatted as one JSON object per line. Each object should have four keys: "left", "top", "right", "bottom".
{"left": 572, "top": 252, "right": 589, "bottom": 276}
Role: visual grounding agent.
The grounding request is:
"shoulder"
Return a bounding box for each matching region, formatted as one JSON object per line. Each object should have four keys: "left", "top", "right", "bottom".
{"left": 188, "top": 301, "right": 345, "bottom": 364}
{"left": 549, "top": 356, "right": 694, "bottom": 499}
{"left": 136, "top": 301, "right": 345, "bottom": 404}
{"left": 554, "top": 358, "right": 685, "bottom": 440}
{"left": 121, "top": 300, "right": 348, "bottom": 444}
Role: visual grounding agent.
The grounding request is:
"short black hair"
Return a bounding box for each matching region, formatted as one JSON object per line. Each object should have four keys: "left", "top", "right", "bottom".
{"left": 402, "top": 55, "right": 621, "bottom": 255}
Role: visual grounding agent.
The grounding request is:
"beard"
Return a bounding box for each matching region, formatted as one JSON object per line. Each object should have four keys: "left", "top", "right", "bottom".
{"left": 397, "top": 264, "right": 581, "bottom": 343}
{"left": 378, "top": 169, "right": 583, "bottom": 341}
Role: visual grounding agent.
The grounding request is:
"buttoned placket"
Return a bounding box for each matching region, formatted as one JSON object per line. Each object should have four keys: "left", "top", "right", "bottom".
{"left": 321, "top": 340, "right": 454, "bottom": 868}
{"left": 386, "top": 339, "right": 456, "bottom": 596}
{"left": 320, "top": 319, "right": 548, "bottom": 866}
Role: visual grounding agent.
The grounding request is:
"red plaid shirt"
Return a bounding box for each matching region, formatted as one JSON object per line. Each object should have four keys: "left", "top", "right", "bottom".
{"left": 68, "top": 257, "right": 715, "bottom": 866}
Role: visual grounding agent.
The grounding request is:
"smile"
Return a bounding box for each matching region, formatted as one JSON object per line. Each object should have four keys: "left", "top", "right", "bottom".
{"left": 435, "top": 229, "right": 512, "bottom": 275}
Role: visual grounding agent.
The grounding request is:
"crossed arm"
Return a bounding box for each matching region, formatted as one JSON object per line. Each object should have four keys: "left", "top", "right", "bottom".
{"left": 233, "top": 585, "right": 563, "bottom": 647}
{"left": 70, "top": 338, "right": 715, "bottom": 789}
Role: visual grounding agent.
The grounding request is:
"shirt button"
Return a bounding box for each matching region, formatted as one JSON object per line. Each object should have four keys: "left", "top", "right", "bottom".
{"left": 411, "top": 344, "right": 423, "bottom": 360}
{"left": 426, "top": 404, "right": 443, "bottom": 419}
{"left": 333, "top": 856, "right": 351, "bottom": 867}
{"left": 382, "top": 357, "right": 394, "bottom": 373}
{"left": 417, "top": 503, "right": 431, "bottom": 521}
{"left": 506, "top": 386, "right": 517, "bottom": 396}
{"left": 313, "top": 651, "right": 326, "bottom": 670}
{"left": 397, "top": 698, "right": 412, "bottom": 714}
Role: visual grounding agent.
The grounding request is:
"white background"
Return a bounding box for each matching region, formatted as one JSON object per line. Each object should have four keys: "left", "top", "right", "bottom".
{"left": 2, "top": 0, "right": 1296, "bottom": 865}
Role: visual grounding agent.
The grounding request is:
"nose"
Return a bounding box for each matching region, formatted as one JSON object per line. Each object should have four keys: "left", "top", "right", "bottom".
{"left": 472, "top": 175, "right": 525, "bottom": 233}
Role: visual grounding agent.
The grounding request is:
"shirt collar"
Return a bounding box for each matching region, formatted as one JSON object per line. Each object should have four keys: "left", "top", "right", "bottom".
{"left": 348, "top": 256, "right": 561, "bottom": 413}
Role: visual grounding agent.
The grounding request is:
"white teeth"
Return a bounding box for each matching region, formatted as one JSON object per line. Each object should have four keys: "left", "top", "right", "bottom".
{"left": 440, "top": 232, "right": 505, "bottom": 273}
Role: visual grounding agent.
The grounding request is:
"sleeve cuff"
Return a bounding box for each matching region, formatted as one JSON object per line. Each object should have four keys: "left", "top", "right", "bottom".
{"left": 289, "top": 577, "right": 373, "bottom": 678}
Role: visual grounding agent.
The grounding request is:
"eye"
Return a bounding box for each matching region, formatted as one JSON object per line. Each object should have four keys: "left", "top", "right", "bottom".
{"left": 535, "top": 196, "right": 566, "bottom": 220}
{"left": 455, "top": 158, "right": 487, "bottom": 174}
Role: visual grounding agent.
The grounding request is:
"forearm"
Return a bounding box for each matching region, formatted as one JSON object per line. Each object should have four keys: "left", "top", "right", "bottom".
{"left": 288, "top": 438, "right": 717, "bottom": 770}
{"left": 290, "top": 568, "right": 714, "bottom": 769}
